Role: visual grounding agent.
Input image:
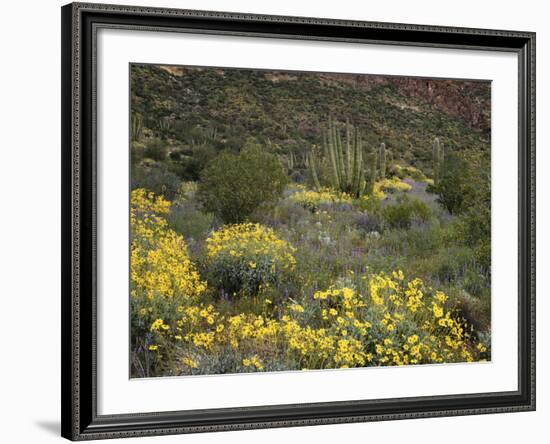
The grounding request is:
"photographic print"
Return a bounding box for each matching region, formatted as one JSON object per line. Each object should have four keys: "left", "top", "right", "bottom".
{"left": 129, "top": 63, "right": 491, "bottom": 378}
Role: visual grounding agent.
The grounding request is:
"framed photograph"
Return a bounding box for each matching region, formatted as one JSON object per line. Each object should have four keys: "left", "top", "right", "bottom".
{"left": 61, "top": 2, "right": 535, "bottom": 440}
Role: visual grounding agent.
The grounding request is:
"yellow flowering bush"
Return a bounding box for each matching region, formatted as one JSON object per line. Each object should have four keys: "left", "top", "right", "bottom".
{"left": 375, "top": 177, "right": 413, "bottom": 194}
{"left": 361, "top": 184, "right": 386, "bottom": 202}
{"left": 129, "top": 191, "right": 486, "bottom": 376}
{"left": 206, "top": 223, "right": 297, "bottom": 295}
{"left": 390, "top": 164, "right": 431, "bottom": 183}
{"left": 355, "top": 271, "right": 483, "bottom": 365}
{"left": 130, "top": 189, "right": 208, "bottom": 373}
{"left": 288, "top": 187, "right": 352, "bottom": 212}
{"left": 157, "top": 271, "right": 484, "bottom": 375}
{"left": 131, "top": 189, "right": 206, "bottom": 303}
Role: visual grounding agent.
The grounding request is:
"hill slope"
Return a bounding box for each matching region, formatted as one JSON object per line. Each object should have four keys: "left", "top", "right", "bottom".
{"left": 130, "top": 64, "right": 490, "bottom": 175}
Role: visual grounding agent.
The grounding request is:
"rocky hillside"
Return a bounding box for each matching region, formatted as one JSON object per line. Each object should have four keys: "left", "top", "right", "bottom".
{"left": 130, "top": 64, "right": 490, "bottom": 174}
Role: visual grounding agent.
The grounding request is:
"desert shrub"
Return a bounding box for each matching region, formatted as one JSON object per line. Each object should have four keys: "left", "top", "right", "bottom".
{"left": 433, "top": 153, "right": 476, "bottom": 214}
{"left": 355, "top": 192, "right": 383, "bottom": 211}
{"left": 433, "top": 246, "right": 477, "bottom": 284}
{"left": 353, "top": 211, "right": 384, "bottom": 234}
{"left": 451, "top": 203, "right": 491, "bottom": 274}
{"left": 382, "top": 196, "right": 431, "bottom": 230}
{"left": 376, "top": 177, "right": 412, "bottom": 194}
{"left": 353, "top": 195, "right": 385, "bottom": 234}
{"left": 143, "top": 138, "right": 169, "bottom": 161}
{"left": 366, "top": 184, "right": 386, "bottom": 201}
{"left": 306, "top": 271, "right": 486, "bottom": 366}
{"left": 388, "top": 164, "right": 430, "bottom": 183}
{"left": 454, "top": 289, "right": 490, "bottom": 333}
{"left": 131, "top": 141, "right": 147, "bottom": 164}
{"left": 145, "top": 271, "right": 487, "bottom": 375}
{"left": 197, "top": 146, "right": 288, "bottom": 223}
{"left": 253, "top": 195, "right": 311, "bottom": 230}
{"left": 173, "top": 181, "right": 198, "bottom": 202}
{"left": 131, "top": 162, "right": 181, "bottom": 200}
{"left": 167, "top": 200, "right": 214, "bottom": 242}
{"left": 170, "top": 143, "right": 217, "bottom": 181}
{"left": 205, "top": 223, "right": 297, "bottom": 296}
{"left": 378, "top": 219, "right": 443, "bottom": 258}
{"left": 130, "top": 189, "right": 210, "bottom": 376}
{"left": 462, "top": 269, "right": 489, "bottom": 300}
{"left": 288, "top": 187, "right": 352, "bottom": 212}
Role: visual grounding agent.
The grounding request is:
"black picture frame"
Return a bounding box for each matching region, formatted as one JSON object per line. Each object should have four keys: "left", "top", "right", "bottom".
{"left": 61, "top": 2, "right": 536, "bottom": 440}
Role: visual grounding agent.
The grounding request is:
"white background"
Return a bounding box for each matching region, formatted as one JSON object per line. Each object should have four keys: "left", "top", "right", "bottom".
{"left": 0, "top": 0, "right": 546, "bottom": 443}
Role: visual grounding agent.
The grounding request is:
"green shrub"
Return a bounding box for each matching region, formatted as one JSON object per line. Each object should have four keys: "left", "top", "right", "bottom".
{"left": 131, "top": 162, "right": 181, "bottom": 200}
{"left": 432, "top": 153, "right": 480, "bottom": 215}
{"left": 388, "top": 164, "right": 430, "bottom": 182}
{"left": 197, "top": 146, "right": 288, "bottom": 223}
{"left": 382, "top": 196, "right": 431, "bottom": 230}
{"left": 205, "top": 223, "right": 296, "bottom": 296}
{"left": 175, "top": 144, "right": 217, "bottom": 181}
{"left": 167, "top": 200, "right": 214, "bottom": 242}
{"left": 434, "top": 246, "right": 477, "bottom": 284}
{"left": 143, "top": 138, "right": 169, "bottom": 161}
{"left": 131, "top": 141, "right": 147, "bottom": 165}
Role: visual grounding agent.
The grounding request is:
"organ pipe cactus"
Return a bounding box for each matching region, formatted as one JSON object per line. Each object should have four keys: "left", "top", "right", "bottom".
{"left": 307, "top": 151, "right": 322, "bottom": 190}
{"left": 131, "top": 113, "right": 143, "bottom": 141}
{"left": 308, "top": 117, "right": 372, "bottom": 198}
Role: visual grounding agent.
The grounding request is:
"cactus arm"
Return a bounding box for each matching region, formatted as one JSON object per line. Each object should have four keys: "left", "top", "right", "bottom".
{"left": 309, "top": 151, "right": 322, "bottom": 190}
{"left": 379, "top": 142, "right": 386, "bottom": 179}
{"left": 327, "top": 120, "right": 341, "bottom": 189}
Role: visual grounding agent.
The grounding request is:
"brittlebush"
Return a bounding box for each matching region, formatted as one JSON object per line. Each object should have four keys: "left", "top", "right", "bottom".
{"left": 130, "top": 189, "right": 210, "bottom": 374}
{"left": 288, "top": 188, "right": 352, "bottom": 212}
{"left": 148, "top": 271, "right": 487, "bottom": 374}
{"left": 206, "top": 223, "right": 296, "bottom": 295}
{"left": 131, "top": 189, "right": 487, "bottom": 376}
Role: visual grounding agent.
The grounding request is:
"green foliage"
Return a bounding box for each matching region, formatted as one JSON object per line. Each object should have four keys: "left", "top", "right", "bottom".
{"left": 388, "top": 164, "right": 430, "bottom": 183}
{"left": 434, "top": 246, "right": 478, "bottom": 284}
{"left": 143, "top": 138, "right": 169, "bottom": 161}
{"left": 446, "top": 163, "right": 491, "bottom": 273}
{"left": 132, "top": 113, "right": 144, "bottom": 141}
{"left": 382, "top": 196, "right": 431, "bottom": 230}
{"left": 197, "top": 145, "right": 288, "bottom": 223}
{"left": 433, "top": 153, "right": 474, "bottom": 214}
{"left": 131, "top": 162, "right": 180, "bottom": 200}
{"left": 167, "top": 143, "right": 217, "bottom": 181}
{"left": 131, "top": 141, "right": 147, "bottom": 164}
{"left": 167, "top": 200, "right": 214, "bottom": 242}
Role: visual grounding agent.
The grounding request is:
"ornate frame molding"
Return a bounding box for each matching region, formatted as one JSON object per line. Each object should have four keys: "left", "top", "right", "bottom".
{"left": 61, "top": 3, "right": 535, "bottom": 440}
